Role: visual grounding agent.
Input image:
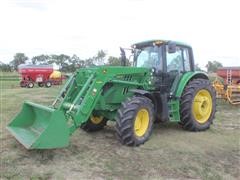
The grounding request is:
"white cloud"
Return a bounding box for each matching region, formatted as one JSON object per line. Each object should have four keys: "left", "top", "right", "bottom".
{"left": 0, "top": 0, "right": 239, "bottom": 68}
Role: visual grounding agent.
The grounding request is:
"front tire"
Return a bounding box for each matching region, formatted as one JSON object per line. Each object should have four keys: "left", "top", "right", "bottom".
{"left": 180, "top": 79, "right": 216, "bottom": 131}
{"left": 81, "top": 115, "right": 107, "bottom": 132}
{"left": 115, "top": 96, "right": 154, "bottom": 146}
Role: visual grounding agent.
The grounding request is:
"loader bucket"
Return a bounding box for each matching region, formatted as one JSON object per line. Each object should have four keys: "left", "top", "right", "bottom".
{"left": 7, "top": 101, "right": 69, "bottom": 149}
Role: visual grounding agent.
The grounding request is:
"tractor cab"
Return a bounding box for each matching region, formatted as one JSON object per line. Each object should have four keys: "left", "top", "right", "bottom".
{"left": 130, "top": 40, "right": 195, "bottom": 92}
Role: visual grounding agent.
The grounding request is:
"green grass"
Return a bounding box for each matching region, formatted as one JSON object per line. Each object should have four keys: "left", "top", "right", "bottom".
{"left": 0, "top": 79, "right": 240, "bottom": 179}
{"left": 0, "top": 72, "right": 20, "bottom": 89}
{"left": 0, "top": 80, "right": 19, "bottom": 89}
{"left": 0, "top": 71, "right": 19, "bottom": 76}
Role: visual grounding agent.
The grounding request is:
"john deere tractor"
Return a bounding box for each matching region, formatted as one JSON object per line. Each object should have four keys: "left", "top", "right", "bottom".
{"left": 7, "top": 40, "right": 216, "bottom": 149}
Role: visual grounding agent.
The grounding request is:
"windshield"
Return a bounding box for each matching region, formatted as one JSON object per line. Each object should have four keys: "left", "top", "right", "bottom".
{"left": 134, "top": 46, "right": 163, "bottom": 71}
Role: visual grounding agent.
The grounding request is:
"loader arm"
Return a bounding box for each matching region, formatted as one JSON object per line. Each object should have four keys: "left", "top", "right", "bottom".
{"left": 57, "top": 66, "right": 152, "bottom": 134}
{"left": 7, "top": 66, "right": 152, "bottom": 149}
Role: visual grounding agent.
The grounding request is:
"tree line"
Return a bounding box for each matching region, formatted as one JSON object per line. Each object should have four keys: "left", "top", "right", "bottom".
{"left": 0, "top": 50, "right": 123, "bottom": 72}
{"left": 0, "top": 50, "right": 223, "bottom": 73}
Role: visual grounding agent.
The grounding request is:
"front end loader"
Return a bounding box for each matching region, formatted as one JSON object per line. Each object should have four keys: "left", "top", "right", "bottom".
{"left": 7, "top": 40, "right": 216, "bottom": 149}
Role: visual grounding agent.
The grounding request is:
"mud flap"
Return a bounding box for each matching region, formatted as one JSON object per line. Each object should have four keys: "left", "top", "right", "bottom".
{"left": 7, "top": 101, "right": 69, "bottom": 149}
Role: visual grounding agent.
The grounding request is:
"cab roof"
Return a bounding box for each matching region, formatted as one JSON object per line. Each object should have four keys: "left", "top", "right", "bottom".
{"left": 132, "top": 39, "right": 191, "bottom": 49}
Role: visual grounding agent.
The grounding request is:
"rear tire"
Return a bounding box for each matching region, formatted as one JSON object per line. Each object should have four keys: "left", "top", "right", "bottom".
{"left": 180, "top": 78, "right": 216, "bottom": 131}
{"left": 115, "top": 96, "right": 154, "bottom": 146}
{"left": 81, "top": 115, "right": 107, "bottom": 132}
{"left": 45, "top": 81, "right": 52, "bottom": 88}
{"left": 27, "top": 82, "right": 34, "bottom": 88}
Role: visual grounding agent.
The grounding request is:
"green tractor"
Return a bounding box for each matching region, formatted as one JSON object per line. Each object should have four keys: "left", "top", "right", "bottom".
{"left": 7, "top": 40, "right": 216, "bottom": 149}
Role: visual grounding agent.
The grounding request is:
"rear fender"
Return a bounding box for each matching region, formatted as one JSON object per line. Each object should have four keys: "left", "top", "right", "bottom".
{"left": 175, "top": 71, "right": 209, "bottom": 97}
{"left": 168, "top": 72, "right": 209, "bottom": 122}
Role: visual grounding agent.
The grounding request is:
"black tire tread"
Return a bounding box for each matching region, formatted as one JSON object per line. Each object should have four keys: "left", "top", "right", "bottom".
{"left": 81, "top": 117, "right": 107, "bottom": 132}
{"left": 115, "top": 96, "right": 154, "bottom": 146}
{"left": 180, "top": 78, "right": 216, "bottom": 131}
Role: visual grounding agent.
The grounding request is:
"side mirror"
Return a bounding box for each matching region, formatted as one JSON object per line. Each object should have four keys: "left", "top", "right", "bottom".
{"left": 168, "top": 42, "right": 176, "bottom": 53}
{"left": 120, "top": 47, "right": 126, "bottom": 66}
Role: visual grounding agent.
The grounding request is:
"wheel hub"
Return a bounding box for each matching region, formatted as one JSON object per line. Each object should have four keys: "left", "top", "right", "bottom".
{"left": 192, "top": 89, "right": 212, "bottom": 123}
{"left": 134, "top": 109, "right": 149, "bottom": 137}
{"left": 90, "top": 116, "right": 103, "bottom": 124}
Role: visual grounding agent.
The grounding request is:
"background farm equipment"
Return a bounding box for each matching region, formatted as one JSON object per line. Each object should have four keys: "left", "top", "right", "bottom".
{"left": 7, "top": 40, "right": 216, "bottom": 149}
{"left": 212, "top": 67, "right": 240, "bottom": 105}
{"left": 18, "top": 64, "right": 63, "bottom": 88}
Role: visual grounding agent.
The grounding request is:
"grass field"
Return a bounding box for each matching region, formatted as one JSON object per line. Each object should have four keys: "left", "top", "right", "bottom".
{"left": 0, "top": 75, "right": 240, "bottom": 179}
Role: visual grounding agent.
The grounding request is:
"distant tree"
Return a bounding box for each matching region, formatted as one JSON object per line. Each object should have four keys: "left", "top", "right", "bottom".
{"left": 46, "top": 55, "right": 56, "bottom": 64}
{"left": 67, "top": 54, "right": 85, "bottom": 72}
{"left": 0, "top": 63, "right": 12, "bottom": 72}
{"left": 85, "top": 57, "right": 95, "bottom": 67}
{"left": 32, "top": 54, "right": 49, "bottom": 65}
{"left": 95, "top": 50, "right": 106, "bottom": 65}
{"left": 206, "top": 61, "right": 223, "bottom": 73}
{"left": 10, "top": 53, "right": 28, "bottom": 70}
{"left": 78, "top": 60, "right": 85, "bottom": 68}
{"left": 107, "top": 56, "right": 121, "bottom": 66}
{"left": 107, "top": 55, "right": 131, "bottom": 66}
{"left": 49, "top": 54, "right": 59, "bottom": 64}
{"left": 195, "top": 64, "right": 202, "bottom": 71}
{"left": 50, "top": 54, "right": 71, "bottom": 72}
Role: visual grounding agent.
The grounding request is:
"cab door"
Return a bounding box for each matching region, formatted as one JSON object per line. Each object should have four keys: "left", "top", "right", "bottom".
{"left": 164, "top": 44, "right": 192, "bottom": 94}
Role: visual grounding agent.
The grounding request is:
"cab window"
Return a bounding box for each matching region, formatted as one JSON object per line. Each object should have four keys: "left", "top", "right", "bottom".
{"left": 166, "top": 46, "right": 191, "bottom": 72}
{"left": 135, "top": 46, "right": 163, "bottom": 71}
{"left": 182, "top": 48, "right": 191, "bottom": 71}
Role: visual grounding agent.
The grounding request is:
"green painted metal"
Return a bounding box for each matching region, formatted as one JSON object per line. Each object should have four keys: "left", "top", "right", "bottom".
{"left": 7, "top": 39, "right": 210, "bottom": 149}
{"left": 7, "top": 66, "right": 153, "bottom": 149}
{"left": 7, "top": 101, "right": 69, "bottom": 149}
{"left": 168, "top": 100, "right": 180, "bottom": 122}
{"left": 168, "top": 71, "right": 209, "bottom": 122}
{"left": 175, "top": 71, "right": 208, "bottom": 97}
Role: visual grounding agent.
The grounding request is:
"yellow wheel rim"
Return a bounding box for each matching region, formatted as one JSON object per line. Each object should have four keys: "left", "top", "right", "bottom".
{"left": 90, "top": 116, "right": 103, "bottom": 124}
{"left": 134, "top": 108, "right": 149, "bottom": 137}
{"left": 192, "top": 89, "right": 212, "bottom": 124}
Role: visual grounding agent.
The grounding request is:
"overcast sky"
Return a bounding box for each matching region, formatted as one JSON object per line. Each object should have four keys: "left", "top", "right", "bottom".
{"left": 0, "top": 0, "right": 239, "bottom": 68}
